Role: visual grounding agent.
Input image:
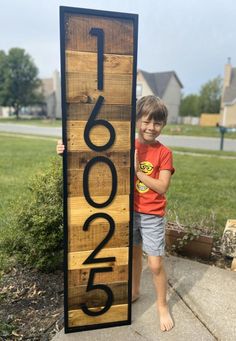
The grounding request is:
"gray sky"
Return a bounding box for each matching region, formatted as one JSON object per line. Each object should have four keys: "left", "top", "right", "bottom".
{"left": 1, "top": 0, "right": 235, "bottom": 94}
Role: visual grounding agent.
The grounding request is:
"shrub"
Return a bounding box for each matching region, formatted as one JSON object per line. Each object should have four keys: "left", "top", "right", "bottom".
{"left": 1, "top": 158, "right": 63, "bottom": 272}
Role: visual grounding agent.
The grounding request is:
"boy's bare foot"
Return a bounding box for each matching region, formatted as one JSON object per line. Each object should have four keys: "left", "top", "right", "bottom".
{"left": 157, "top": 303, "right": 174, "bottom": 331}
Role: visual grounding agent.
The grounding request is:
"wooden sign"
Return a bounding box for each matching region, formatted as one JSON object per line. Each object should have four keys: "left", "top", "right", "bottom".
{"left": 60, "top": 7, "right": 138, "bottom": 333}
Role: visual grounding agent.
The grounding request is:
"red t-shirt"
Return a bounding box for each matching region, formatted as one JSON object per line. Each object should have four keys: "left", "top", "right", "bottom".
{"left": 134, "top": 139, "right": 175, "bottom": 216}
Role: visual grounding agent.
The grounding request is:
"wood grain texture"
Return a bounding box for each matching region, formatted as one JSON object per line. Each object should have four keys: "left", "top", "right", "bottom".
{"left": 68, "top": 151, "right": 130, "bottom": 170}
{"left": 68, "top": 247, "right": 128, "bottom": 270}
{"left": 67, "top": 121, "right": 130, "bottom": 152}
{"left": 67, "top": 103, "right": 132, "bottom": 121}
{"left": 68, "top": 221, "right": 129, "bottom": 252}
{"left": 68, "top": 281, "right": 128, "bottom": 309}
{"left": 66, "top": 51, "right": 133, "bottom": 74}
{"left": 63, "top": 9, "right": 135, "bottom": 330}
{"left": 68, "top": 265, "right": 128, "bottom": 287}
{"left": 68, "top": 304, "right": 128, "bottom": 327}
{"left": 68, "top": 165, "right": 130, "bottom": 197}
{"left": 68, "top": 195, "right": 129, "bottom": 225}
{"left": 66, "top": 72, "right": 132, "bottom": 104}
{"left": 65, "top": 14, "right": 133, "bottom": 54}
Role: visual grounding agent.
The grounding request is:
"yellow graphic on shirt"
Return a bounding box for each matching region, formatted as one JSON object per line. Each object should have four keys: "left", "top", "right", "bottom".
{"left": 136, "top": 161, "right": 154, "bottom": 193}
{"left": 139, "top": 161, "right": 153, "bottom": 175}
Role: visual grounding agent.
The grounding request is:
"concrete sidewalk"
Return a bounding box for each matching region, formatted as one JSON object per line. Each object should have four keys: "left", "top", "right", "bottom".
{"left": 52, "top": 255, "right": 236, "bottom": 341}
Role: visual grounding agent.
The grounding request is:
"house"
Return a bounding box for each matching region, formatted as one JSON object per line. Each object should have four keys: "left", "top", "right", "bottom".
{"left": 220, "top": 58, "right": 236, "bottom": 127}
{"left": 41, "top": 70, "right": 62, "bottom": 119}
{"left": 137, "top": 70, "right": 183, "bottom": 123}
{"left": 0, "top": 70, "right": 62, "bottom": 119}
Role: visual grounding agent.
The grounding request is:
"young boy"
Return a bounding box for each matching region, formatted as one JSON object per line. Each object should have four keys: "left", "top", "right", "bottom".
{"left": 133, "top": 95, "right": 174, "bottom": 332}
{"left": 57, "top": 95, "right": 174, "bottom": 332}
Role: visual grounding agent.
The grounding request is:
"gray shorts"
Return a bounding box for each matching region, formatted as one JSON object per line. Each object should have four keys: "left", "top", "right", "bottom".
{"left": 133, "top": 211, "right": 166, "bottom": 256}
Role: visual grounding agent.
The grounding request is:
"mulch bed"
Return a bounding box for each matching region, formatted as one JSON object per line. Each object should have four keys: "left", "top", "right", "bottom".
{"left": 0, "top": 235, "right": 233, "bottom": 340}
{"left": 0, "top": 266, "right": 64, "bottom": 341}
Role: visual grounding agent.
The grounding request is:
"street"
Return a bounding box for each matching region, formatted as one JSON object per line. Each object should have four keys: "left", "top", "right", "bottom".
{"left": 1, "top": 123, "right": 236, "bottom": 152}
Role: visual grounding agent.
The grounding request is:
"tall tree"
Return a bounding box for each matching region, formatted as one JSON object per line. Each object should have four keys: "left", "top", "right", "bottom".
{"left": 0, "top": 48, "right": 43, "bottom": 119}
{"left": 179, "top": 94, "right": 200, "bottom": 117}
{"left": 198, "top": 76, "right": 222, "bottom": 114}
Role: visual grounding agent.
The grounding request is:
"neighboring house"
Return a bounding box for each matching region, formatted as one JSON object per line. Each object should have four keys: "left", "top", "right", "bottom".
{"left": 220, "top": 59, "right": 236, "bottom": 127}
{"left": 137, "top": 70, "right": 183, "bottom": 123}
{"left": 0, "top": 70, "right": 62, "bottom": 119}
{"left": 41, "top": 70, "right": 62, "bottom": 119}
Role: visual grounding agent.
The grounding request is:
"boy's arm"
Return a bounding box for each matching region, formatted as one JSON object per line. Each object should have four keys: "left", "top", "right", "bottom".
{"left": 135, "top": 149, "right": 172, "bottom": 195}
{"left": 136, "top": 169, "right": 172, "bottom": 195}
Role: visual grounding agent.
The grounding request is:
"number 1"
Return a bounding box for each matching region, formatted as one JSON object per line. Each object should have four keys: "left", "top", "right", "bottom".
{"left": 90, "top": 28, "right": 104, "bottom": 90}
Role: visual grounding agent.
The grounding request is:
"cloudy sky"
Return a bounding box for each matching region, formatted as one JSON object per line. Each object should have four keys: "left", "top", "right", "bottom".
{"left": 1, "top": 0, "right": 235, "bottom": 94}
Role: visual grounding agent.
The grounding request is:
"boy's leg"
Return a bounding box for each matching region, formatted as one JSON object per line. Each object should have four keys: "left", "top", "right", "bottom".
{"left": 132, "top": 244, "right": 142, "bottom": 301}
{"left": 148, "top": 255, "right": 174, "bottom": 332}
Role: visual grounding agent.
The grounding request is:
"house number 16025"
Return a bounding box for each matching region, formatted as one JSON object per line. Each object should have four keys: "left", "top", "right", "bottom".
{"left": 81, "top": 27, "right": 117, "bottom": 317}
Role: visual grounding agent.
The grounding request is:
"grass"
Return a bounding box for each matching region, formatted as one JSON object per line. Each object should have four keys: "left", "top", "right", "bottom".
{"left": 166, "top": 150, "right": 236, "bottom": 236}
{"left": 0, "top": 117, "right": 62, "bottom": 127}
{"left": 171, "top": 146, "right": 236, "bottom": 158}
{"left": 162, "top": 124, "right": 236, "bottom": 139}
{"left": 0, "top": 133, "right": 57, "bottom": 229}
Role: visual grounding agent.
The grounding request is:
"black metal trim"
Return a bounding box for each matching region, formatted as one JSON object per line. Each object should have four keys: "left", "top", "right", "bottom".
{"left": 59, "top": 7, "right": 69, "bottom": 332}
{"left": 60, "top": 6, "right": 138, "bottom": 20}
{"left": 128, "top": 12, "right": 138, "bottom": 325}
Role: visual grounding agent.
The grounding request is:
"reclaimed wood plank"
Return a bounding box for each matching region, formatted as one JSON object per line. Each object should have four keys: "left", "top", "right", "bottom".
{"left": 68, "top": 265, "right": 128, "bottom": 287}
{"left": 68, "top": 281, "right": 128, "bottom": 309}
{"left": 66, "top": 72, "right": 132, "bottom": 104}
{"left": 67, "top": 121, "right": 130, "bottom": 152}
{"left": 68, "top": 304, "right": 128, "bottom": 327}
{"left": 68, "top": 247, "right": 129, "bottom": 270}
{"left": 68, "top": 166, "right": 130, "bottom": 197}
{"left": 66, "top": 103, "right": 132, "bottom": 121}
{"left": 65, "top": 14, "right": 133, "bottom": 54}
{"left": 68, "top": 221, "right": 129, "bottom": 252}
{"left": 66, "top": 51, "right": 133, "bottom": 74}
{"left": 67, "top": 151, "right": 130, "bottom": 170}
{"left": 68, "top": 195, "right": 129, "bottom": 225}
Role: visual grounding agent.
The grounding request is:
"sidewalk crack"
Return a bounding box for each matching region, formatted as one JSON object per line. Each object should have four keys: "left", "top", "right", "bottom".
{"left": 168, "top": 280, "right": 218, "bottom": 340}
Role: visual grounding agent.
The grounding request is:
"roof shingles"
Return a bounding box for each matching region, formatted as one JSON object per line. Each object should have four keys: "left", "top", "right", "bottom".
{"left": 139, "top": 70, "right": 183, "bottom": 97}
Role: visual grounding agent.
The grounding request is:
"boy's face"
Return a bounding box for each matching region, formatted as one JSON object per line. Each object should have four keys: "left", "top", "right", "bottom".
{"left": 136, "top": 115, "right": 165, "bottom": 144}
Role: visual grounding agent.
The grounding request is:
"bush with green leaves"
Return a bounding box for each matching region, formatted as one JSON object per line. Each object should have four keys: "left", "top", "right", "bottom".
{"left": 1, "top": 158, "right": 63, "bottom": 272}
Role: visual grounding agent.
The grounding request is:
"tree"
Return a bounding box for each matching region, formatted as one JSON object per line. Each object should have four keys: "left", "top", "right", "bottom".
{"left": 198, "top": 76, "right": 222, "bottom": 114}
{"left": 0, "top": 48, "right": 43, "bottom": 119}
{"left": 179, "top": 94, "right": 200, "bottom": 117}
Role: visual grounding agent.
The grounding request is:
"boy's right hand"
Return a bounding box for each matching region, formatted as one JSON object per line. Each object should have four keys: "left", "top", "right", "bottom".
{"left": 57, "top": 139, "right": 65, "bottom": 155}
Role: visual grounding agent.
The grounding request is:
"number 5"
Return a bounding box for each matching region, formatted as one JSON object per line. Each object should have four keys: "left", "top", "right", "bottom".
{"left": 81, "top": 267, "right": 114, "bottom": 316}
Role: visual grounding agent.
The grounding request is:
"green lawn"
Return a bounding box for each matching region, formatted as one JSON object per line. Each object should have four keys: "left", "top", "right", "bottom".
{"left": 166, "top": 149, "right": 236, "bottom": 235}
{"left": 0, "top": 134, "right": 57, "bottom": 228}
{"left": 0, "top": 117, "right": 62, "bottom": 127}
{"left": 0, "top": 133, "right": 235, "bottom": 237}
{"left": 162, "top": 124, "right": 236, "bottom": 139}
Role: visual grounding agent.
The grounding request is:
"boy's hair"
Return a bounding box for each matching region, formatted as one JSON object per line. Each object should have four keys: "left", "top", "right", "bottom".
{"left": 136, "top": 95, "right": 168, "bottom": 125}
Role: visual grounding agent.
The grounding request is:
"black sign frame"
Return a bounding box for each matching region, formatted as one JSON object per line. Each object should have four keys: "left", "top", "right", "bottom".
{"left": 60, "top": 6, "right": 138, "bottom": 334}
